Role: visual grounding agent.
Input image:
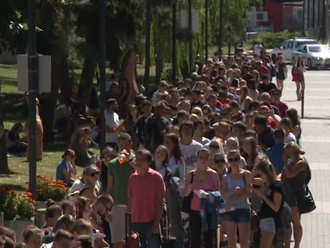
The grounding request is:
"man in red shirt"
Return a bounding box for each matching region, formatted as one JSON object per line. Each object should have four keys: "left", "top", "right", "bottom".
{"left": 127, "top": 150, "right": 165, "bottom": 248}
{"left": 256, "top": 61, "right": 269, "bottom": 78}
{"left": 270, "top": 88, "right": 288, "bottom": 118}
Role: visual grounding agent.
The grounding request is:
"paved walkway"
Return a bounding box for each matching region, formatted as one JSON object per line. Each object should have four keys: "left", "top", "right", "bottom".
{"left": 281, "top": 68, "right": 330, "bottom": 247}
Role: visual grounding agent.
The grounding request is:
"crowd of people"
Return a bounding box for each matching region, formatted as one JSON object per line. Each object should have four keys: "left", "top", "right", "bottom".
{"left": 0, "top": 50, "right": 314, "bottom": 248}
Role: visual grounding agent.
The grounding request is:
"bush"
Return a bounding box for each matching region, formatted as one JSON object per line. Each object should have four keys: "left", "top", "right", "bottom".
{"left": 248, "top": 32, "right": 299, "bottom": 49}
{"left": 29, "top": 175, "right": 69, "bottom": 202}
{"left": 0, "top": 185, "right": 36, "bottom": 220}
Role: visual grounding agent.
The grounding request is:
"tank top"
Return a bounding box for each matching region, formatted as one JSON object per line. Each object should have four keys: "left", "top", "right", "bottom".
{"left": 190, "top": 171, "right": 215, "bottom": 211}
{"left": 225, "top": 173, "right": 250, "bottom": 209}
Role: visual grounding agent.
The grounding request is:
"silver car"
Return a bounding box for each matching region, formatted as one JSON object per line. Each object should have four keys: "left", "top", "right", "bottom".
{"left": 292, "top": 44, "right": 330, "bottom": 69}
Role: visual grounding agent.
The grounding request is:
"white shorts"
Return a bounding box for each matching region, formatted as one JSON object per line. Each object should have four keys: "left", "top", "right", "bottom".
{"left": 110, "top": 205, "right": 127, "bottom": 243}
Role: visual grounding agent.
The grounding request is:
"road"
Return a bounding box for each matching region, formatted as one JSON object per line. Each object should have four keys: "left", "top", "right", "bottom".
{"left": 280, "top": 68, "right": 330, "bottom": 247}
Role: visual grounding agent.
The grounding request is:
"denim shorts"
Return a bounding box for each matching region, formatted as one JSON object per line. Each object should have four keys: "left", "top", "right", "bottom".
{"left": 222, "top": 208, "right": 251, "bottom": 224}
{"left": 259, "top": 218, "right": 276, "bottom": 233}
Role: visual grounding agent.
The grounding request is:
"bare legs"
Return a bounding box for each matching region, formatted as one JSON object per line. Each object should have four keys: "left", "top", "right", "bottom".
{"left": 276, "top": 79, "right": 284, "bottom": 91}
{"left": 291, "top": 206, "right": 303, "bottom": 248}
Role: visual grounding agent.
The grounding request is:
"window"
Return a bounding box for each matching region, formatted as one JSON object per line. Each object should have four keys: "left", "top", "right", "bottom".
{"left": 308, "top": 46, "right": 324, "bottom": 53}
{"left": 280, "top": 41, "right": 287, "bottom": 48}
{"left": 295, "top": 40, "right": 317, "bottom": 48}
{"left": 287, "top": 41, "right": 294, "bottom": 49}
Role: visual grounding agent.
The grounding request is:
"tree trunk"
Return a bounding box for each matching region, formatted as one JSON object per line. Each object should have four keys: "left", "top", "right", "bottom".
{"left": 43, "top": 57, "right": 69, "bottom": 142}
{"left": 78, "top": 56, "right": 97, "bottom": 99}
{"left": 119, "top": 48, "right": 139, "bottom": 118}
{"left": 0, "top": 107, "right": 9, "bottom": 174}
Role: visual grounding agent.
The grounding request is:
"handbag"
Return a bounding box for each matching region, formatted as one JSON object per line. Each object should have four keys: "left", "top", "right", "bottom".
{"left": 298, "top": 186, "right": 316, "bottom": 214}
{"left": 181, "top": 172, "right": 194, "bottom": 214}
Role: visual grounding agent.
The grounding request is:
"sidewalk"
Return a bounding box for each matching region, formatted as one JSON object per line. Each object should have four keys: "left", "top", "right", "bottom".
{"left": 281, "top": 69, "right": 330, "bottom": 247}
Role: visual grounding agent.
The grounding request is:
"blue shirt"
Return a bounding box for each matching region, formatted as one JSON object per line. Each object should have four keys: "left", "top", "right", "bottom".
{"left": 266, "top": 143, "right": 285, "bottom": 175}
{"left": 56, "top": 160, "right": 72, "bottom": 183}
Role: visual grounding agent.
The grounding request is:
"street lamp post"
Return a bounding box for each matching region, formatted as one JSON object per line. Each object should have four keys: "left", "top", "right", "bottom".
{"left": 172, "top": 2, "right": 177, "bottom": 83}
{"left": 99, "top": 0, "right": 106, "bottom": 151}
{"left": 205, "top": 0, "right": 209, "bottom": 62}
{"left": 188, "top": 0, "right": 193, "bottom": 72}
{"left": 219, "top": 0, "right": 224, "bottom": 59}
{"left": 28, "top": 0, "right": 38, "bottom": 200}
{"left": 144, "top": 0, "right": 151, "bottom": 93}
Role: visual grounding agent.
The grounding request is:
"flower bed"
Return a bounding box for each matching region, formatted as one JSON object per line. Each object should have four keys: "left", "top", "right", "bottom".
{"left": 0, "top": 185, "right": 36, "bottom": 221}
{"left": 31, "top": 175, "right": 69, "bottom": 202}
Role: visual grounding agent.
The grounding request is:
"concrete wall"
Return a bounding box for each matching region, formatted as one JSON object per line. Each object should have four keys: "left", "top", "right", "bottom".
{"left": 0, "top": 49, "right": 17, "bottom": 65}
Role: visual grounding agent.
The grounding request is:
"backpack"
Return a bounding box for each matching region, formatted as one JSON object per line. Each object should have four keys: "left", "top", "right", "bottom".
{"left": 270, "top": 64, "right": 276, "bottom": 78}
{"left": 305, "top": 163, "right": 312, "bottom": 185}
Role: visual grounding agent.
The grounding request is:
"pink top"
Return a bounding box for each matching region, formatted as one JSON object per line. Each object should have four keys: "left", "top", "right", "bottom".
{"left": 190, "top": 171, "right": 215, "bottom": 211}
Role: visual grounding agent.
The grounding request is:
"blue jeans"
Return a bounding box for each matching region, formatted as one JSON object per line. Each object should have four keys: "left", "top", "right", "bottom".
{"left": 130, "top": 221, "right": 161, "bottom": 248}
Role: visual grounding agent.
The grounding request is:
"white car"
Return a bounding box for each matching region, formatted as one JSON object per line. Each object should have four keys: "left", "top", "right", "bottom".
{"left": 271, "top": 38, "right": 317, "bottom": 62}
{"left": 292, "top": 44, "right": 330, "bottom": 69}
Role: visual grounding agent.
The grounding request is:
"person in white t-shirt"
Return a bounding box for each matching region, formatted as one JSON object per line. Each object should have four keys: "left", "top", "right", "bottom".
{"left": 105, "top": 99, "right": 119, "bottom": 149}
{"left": 280, "top": 117, "right": 297, "bottom": 144}
{"left": 179, "top": 120, "right": 203, "bottom": 172}
{"left": 105, "top": 74, "right": 116, "bottom": 92}
{"left": 253, "top": 43, "right": 263, "bottom": 57}
{"left": 151, "top": 80, "right": 169, "bottom": 106}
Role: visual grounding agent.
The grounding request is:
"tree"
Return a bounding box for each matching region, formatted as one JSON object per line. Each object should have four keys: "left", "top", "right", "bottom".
{"left": 0, "top": 105, "right": 9, "bottom": 174}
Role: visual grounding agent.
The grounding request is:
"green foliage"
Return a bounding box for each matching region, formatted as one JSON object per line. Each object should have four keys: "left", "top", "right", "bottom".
{"left": 248, "top": 32, "right": 300, "bottom": 49}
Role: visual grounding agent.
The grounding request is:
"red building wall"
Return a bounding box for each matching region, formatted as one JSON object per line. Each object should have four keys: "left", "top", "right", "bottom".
{"left": 263, "top": 1, "right": 303, "bottom": 32}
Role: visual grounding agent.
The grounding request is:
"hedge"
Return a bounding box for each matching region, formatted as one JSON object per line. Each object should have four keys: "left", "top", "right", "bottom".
{"left": 248, "top": 32, "right": 300, "bottom": 49}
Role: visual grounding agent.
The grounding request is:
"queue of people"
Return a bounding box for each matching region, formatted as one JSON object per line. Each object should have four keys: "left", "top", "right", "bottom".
{"left": 1, "top": 53, "right": 315, "bottom": 248}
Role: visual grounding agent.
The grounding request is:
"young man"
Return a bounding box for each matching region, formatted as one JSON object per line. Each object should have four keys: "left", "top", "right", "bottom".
{"left": 134, "top": 100, "right": 153, "bottom": 149}
{"left": 179, "top": 121, "right": 203, "bottom": 172}
{"left": 254, "top": 115, "right": 275, "bottom": 151}
{"left": 266, "top": 129, "right": 285, "bottom": 175}
{"left": 127, "top": 150, "right": 165, "bottom": 248}
{"left": 105, "top": 98, "right": 119, "bottom": 149}
{"left": 107, "top": 133, "right": 135, "bottom": 248}
{"left": 193, "top": 119, "right": 210, "bottom": 146}
{"left": 270, "top": 88, "right": 288, "bottom": 118}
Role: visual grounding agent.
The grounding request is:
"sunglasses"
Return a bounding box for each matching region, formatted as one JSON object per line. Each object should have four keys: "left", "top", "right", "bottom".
{"left": 209, "top": 144, "right": 219, "bottom": 149}
{"left": 89, "top": 172, "right": 100, "bottom": 177}
{"left": 214, "top": 159, "right": 225, "bottom": 163}
{"left": 227, "top": 157, "right": 240, "bottom": 163}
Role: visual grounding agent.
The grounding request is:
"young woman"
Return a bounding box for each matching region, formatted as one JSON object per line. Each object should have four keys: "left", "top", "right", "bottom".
{"left": 150, "top": 145, "right": 172, "bottom": 185}
{"left": 56, "top": 149, "right": 77, "bottom": 187}
{"left": 69, "top": 128, "right": 92, "bottom": 167}
{"left": 184, "top": 148, "right": 220, "bottom": 248}
{"left": 239, "top": 86, "right": 253, "bottom": 112}
{"left": 76, "top": 196, "right": 92, "bottom": 220}
{"left": 42, "top": 200, "right": 63, "bottom": 234}
{"left": 221, "top": 150, "right": 252, "bottom": 248}
{"left": 275, "top": 55, "right": 287, "bottom": 91}
{"left": 281, "top": 142, "right": 310, "bottom": 248}
{"left": 23, "top": 225, "right": 43, "bottom": 248}
{"left": 164, "top": 133, "right": 186, "bottom": 188}
{"left": 208, "top": 138, "right": 225, "bottom": 162}
{"left": 292, "top": 56, "right": 305, "bottom": 101}
{"left": 96, "top": 147, "right": 118, "bottom": 193}
{"left": 60, "top": 199, "right": 77, "bottom": 218}
{"left": 253, "top": 158, "right": 284, "bottom": 248}
{"left": 246, "top": 79, "right": 259, "bottom": 101}
{"left": 286, "top": 108, "right": 302, "bottom": 146}
{"left": 241, "top": 137, "right": 261, "bottom": 171}
{"left": 279, "top": 117, "right": 297, "bottom": 144}
{"left": 79, "top": 165, "right": 101, "bottom": 202}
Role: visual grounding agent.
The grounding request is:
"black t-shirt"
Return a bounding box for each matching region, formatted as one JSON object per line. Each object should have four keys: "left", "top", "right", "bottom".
{"left": 258, "top": 82, "right": 277, "bottom": 94}
{"left": 258, "top": 127, "right": 275, "bottom": 150}
{"left": 258, "top": 181, "right": 284, "bottom": 228}
{"left": 242, "top": 73, "right": 254, "bottom": 82}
